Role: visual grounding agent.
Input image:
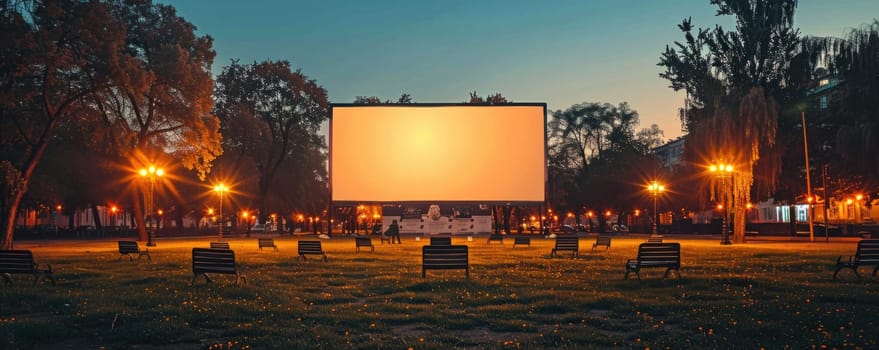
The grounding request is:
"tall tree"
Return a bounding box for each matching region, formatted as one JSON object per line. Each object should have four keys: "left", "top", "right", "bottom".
{"left": 1, "top": 0, "right": 220, "bottom": 247}
{"left": 549, "top": 102, "right": 661, "bottom": 232}
{"left": 1, "top": 0, "right": 125, "bottom": 248}
{"left": 214, "top": 60, "right": 329, "bottom": 224}
{"left": 659, "top": 0, "right": 800, "bottom": 243}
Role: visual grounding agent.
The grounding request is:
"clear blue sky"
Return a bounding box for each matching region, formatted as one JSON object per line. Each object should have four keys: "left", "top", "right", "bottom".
{"left": 164, "top": 0, "right": 878, "bottom": 141}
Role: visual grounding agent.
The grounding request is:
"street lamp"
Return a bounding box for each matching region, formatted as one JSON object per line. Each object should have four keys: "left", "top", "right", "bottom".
{"left": 139, "top": 165, "right": 164, "bottom": 247}
{"left": 647, "top": 181, "right": 665, "bottom": 234}
{"left": 710, "top": 162, "right": 733, "bottom": 245}
{"left": 213, "top": 183, "right": 229, "bottom": 240}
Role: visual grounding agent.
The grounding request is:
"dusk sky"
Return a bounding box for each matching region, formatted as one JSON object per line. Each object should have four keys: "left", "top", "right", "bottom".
{"left": 165, "top": 0, "right": 879, "bottom": 141}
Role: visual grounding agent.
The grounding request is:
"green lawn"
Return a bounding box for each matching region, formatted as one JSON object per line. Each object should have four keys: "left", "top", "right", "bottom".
{"left": 1, "top": 235, "right": 876, "bottom": 349}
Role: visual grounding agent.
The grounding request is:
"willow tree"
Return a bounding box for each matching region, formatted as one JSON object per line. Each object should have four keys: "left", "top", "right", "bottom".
{"left": 659, "top": 0, "right": 799, "bottom": 243}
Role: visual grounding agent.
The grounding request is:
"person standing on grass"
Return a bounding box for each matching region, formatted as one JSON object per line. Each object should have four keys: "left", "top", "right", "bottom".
{"left": 386, "top": 219, "right": 401, "bottom": 244}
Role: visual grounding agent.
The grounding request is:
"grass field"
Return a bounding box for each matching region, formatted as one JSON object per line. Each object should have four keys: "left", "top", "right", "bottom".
{"left": 1, "top": 234, "right": 877, "bottom": 349}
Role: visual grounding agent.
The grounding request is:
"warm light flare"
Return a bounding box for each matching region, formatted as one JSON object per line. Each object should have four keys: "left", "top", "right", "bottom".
{"left": 856, "top": 194, "right": 863, "bottom": 201}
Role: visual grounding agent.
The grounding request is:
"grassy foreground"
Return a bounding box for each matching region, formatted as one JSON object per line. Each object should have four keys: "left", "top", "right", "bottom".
{"left": 1, "top": 235, "right": 877, "bottom": 349}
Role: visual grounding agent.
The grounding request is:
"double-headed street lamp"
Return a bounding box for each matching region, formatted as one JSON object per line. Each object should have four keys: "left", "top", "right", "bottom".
{"left": 647, "top": 181, "right": 665, "bottom": 234}
{"left": 710, "top": 162, "right": 733, "bottom": 245}
{"left": 139, "top": 165, "right": 164, "bottom": 247}
{"left": 213, "top": 183, "right": 229, "bottom": 240}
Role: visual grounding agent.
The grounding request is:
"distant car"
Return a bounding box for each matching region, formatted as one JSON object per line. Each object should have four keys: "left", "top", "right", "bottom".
{"left": 251, "top": 223, "right": 267, "bottom": 232}
{"left": 612, "top": 224, "right": 629, "bottom": 233}
{"left": 560, "top": 225, "right": 577, "bottom": 234}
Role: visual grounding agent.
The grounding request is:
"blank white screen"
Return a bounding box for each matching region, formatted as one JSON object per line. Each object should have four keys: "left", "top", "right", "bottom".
{"left": 331, "top": 105, "right": 545, "bottom": 203}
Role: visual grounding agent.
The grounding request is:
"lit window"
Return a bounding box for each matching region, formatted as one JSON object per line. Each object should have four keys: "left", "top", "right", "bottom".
{"left": 819, "top": 96, "right": 828, "bottom": 110}
{"left": 819, "top": 78, "right": 829, "bottom": 86}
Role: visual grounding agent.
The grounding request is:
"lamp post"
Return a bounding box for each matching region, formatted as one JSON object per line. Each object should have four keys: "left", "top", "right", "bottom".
{"left": 801, "top": 110, "right": 815, "bottom": 241}
{"left": 213, "top": 183, "right": 229, "bottom": 240}
{"left": 139, "top": 165, "right": 164, "bottom": 247}
{"left": 710, "top": 163, "right": 733, "bottom": 245}
{"left": 647, "top": 181, "right": 665, "bottom": 234}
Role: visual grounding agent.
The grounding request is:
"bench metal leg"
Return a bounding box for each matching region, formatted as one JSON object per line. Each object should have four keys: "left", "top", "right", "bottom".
{"left": 834, "top": 266, "right": 860, "bottom": 281}
{"left": 663, "top": 268, "right": 679, "bottom": 279}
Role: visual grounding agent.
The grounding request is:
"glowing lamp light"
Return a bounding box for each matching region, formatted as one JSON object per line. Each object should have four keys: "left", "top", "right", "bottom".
{"left": 157, "top": 209, "right": 163, "bottom": 216}
{"left": 208, "top": 208, "right": 214, "bottom": 215}
{"left": 717, "top": 204, "right": 723, "bottom": 210}
{"left": 587, "top": 212, "right": 593, "bottom": 217}
{"left": 605, "top": 211, "right": 611, "bottom": 217}
{"left": 746, "top": 203, "right": 753, "bottom": 209}
{"left": 847, "top": 199, "right": 854, "bottom": 205}
{"left": 856, "top": 194, "right": 863, "bottom": 201}
{"left": 56, "top": 205, "right": 62, "bottom": 211}
{"left": 634, "top": 209, "right": 640, "bottom": 216}
{"left": 111, "top": 206, "right": 118, "bottom": 213}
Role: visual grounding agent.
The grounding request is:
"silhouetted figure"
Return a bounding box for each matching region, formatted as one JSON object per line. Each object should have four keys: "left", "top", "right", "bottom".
{"left": 385, "top": 220, "right": 401, "bottom": 244}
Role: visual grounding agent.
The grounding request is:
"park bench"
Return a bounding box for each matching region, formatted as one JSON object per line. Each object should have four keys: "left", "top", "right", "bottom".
{"left": 422, "top": 245, "right": 469, "bottom": 278}
{"left": 118, "top": 241, "right": 150, "bottom": 261}
{"left": 834, "top": 239, "right": 879, "bottom": 280}
{"left": 258, "top": 238, "right": 278, "bottom": 252}
{"left": 0, "top": 250, "right": 55, "bottom": 286}
{"left": 210, "top": 241, "right": 230, "bottom": 249}
{"left": 191, "top": 248, "right": 245, "bottom": 285}
{"left": 647, "top": 234, "right": 663, "bottom": 243}
{"left": 487, "top": 233, "right": 504, "bottom": 244}
{"left": 430, "top": 236, "right": 451, "bottom": 246}
{"left": 355, "top": 237, "right": 374, "bottom": 252}
{"left": 298, "top": 241, "right": 327, "bottom": 262}
{"left": 513, "top": 236, "right": 531, "bottom": 247}
{"left": 625, "top": 242, "right": 681, "bottom": 280}
{"left": 551, "top": 236, "right": 579, "bottom": 258}
{"left": 592, "top": 235, "right": 611, "bottom": 251}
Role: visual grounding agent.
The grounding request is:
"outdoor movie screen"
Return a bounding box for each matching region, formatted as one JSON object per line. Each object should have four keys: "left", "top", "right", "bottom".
{"left": 330, "top": 104, "right": 546, "bottom": 204}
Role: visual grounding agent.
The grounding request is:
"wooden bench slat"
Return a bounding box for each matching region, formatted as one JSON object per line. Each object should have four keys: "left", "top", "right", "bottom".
{"left": 258, "top": 238, "right": 278, "bottom": 252}
{"left": 513, "top": 236, "right": 531, "bottom": 247}
{"left": 298, "top": 241, "right": 327, "bottom": 262}
{"left": 118, "top": 241, "right": 151, "bottom": 261}
{"left": 592, "top": 236, "right": 611, "bottom": 251}
{"left": 551, "top": 237, "right": 579, "bottom": 258}
{"left": 625, "top": 243, "right": 680, "bottom": 280}
{"left": 191, "top": 248, "right": 244, "bottom": 285}
{"left": 430, "top": 237, "right": 452, "bottom": 246}
{"left": 355, "top": 237, "right": 374, "bottom": 253}
{"left": 834, "top": 239, "right": 879, "bottom": 280}
{"left": 422, "top": 245, "right": 468, "bottom": 278}
{"left": 0, "top": 250, "right": 55, "bottom": 286}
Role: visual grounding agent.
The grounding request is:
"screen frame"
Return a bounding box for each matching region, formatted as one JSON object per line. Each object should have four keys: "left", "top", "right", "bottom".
{"left": 329, "top": 103, "right": 547, "bottom": 206}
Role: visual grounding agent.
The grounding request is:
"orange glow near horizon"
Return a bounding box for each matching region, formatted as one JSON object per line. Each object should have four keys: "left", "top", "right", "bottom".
{"left": 331, "top": 105, "right": 545, "bottom": 203}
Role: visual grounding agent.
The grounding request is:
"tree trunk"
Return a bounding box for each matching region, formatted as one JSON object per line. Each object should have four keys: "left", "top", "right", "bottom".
{"left": 502, "top": 206, "right": 511, "bottom": 234}
{"left": 133, "top": 191, "right": 147, "bottom": 241}
{"left": 733, "top": 205, "right": 746, "bottom": 243}
{"left": 91, "top": 204, "right": 103, "bottom": 236}
{"left": 788, "top": 205, "right": 796, "bottom": 236}
{"left": 174, "top": 208, "right": 185, "bottom": 235}
{"left": 2, "top": 119, "right": 58, "bottom": 249}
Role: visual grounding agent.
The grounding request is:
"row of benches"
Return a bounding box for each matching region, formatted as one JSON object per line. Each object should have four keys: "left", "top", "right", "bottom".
{"left": 6, "top": 239, "right": 878, "bottom": 286}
